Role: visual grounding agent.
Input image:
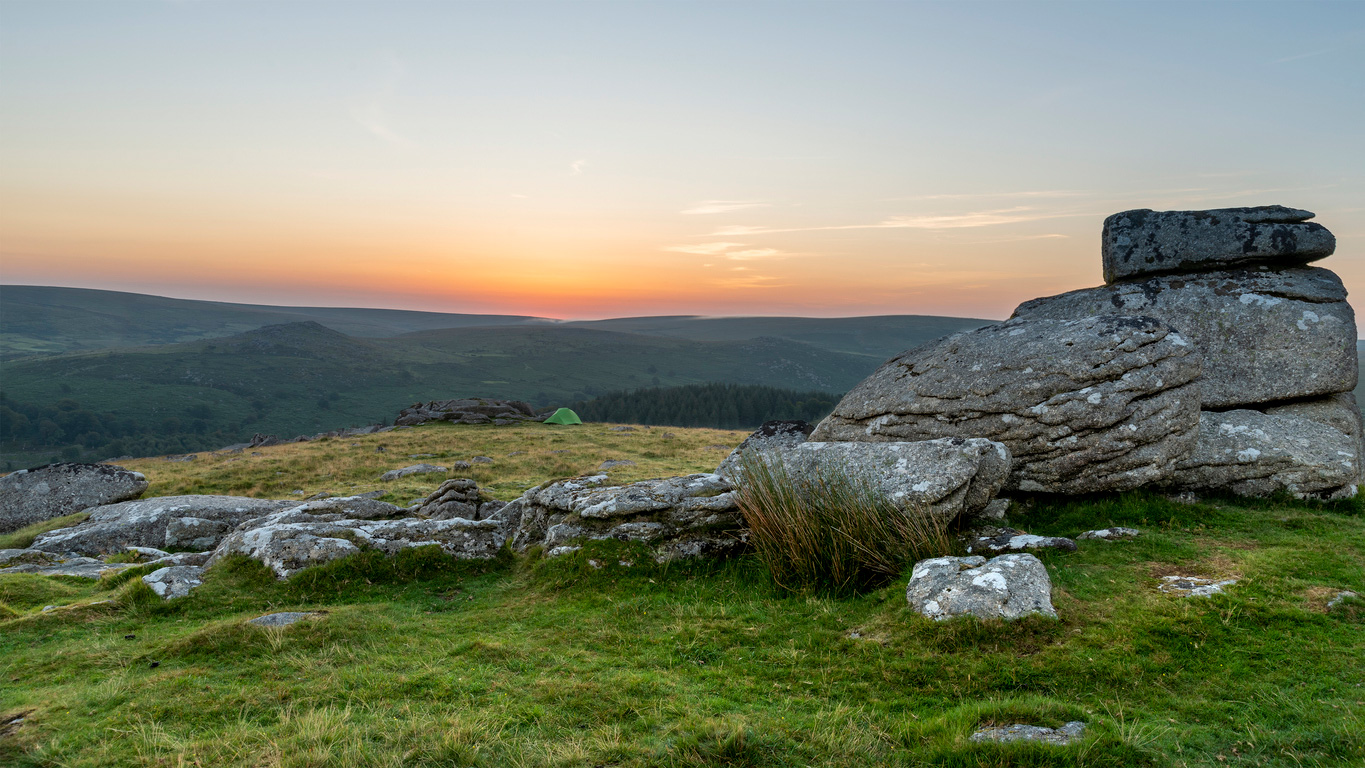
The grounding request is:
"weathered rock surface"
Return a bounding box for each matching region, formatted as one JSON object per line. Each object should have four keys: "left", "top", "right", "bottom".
{"left": 0, "top": 549, "right": 135, "bottom": 579}
{"left": 511, "top": 473, "right": 746, "bottom": 561}
{"left": 715, "top": 420, "right": 814, "bottom": 483}
{"left": 760, "top": 439, "right": 1010, "bottom": 522}
{"left": 1076, "top": 527, "right": 1140, "bottom": 541}
{"left": 970, "top": 722, "right": 1086, "bottom": 746}
{"left": 30, "top": 496, "right": 294, "bottom": 556}
{"left": 810, "top": 315, "right": 1202, "bottom": 494}
{"left": 0, "top": 463, "right": 149, "bottom": 534}
{"left": 164, "top": 517, "right": 231, "bottom": 551}
{"left": 143, "top": 566, "right": 204, "bottom": 600}
{"left": 394, "top": 398, "right": 548, "bottom": 426}
{"left": 906, "top": 554, "right": 1057, "bottom": 621}
{"left": 379, "top": 464, "right": 446, "bottom": 481}
{"left": 1011, "top": 267, "right": 1357, "bottom": 408}
{"left": 1101, "top": 206, "right": 1335, "bottom": 282}
{"left": 965, "top": 527, "right": 1076, "bottom": 555}
{"left": 1158, "top": 575, "right": 1237, "bottom": 598}
{"left": 1168, "top": 408, "right": 1360, "bottom": 499}
{"left": 207, "top": 515, "right": 512, "bottom": 579}
{"left": 412, "top": 479, "right": 506, "bottom": 521}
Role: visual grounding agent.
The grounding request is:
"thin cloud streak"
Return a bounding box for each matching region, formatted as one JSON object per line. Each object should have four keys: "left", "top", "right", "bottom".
{"left": 570, "top": 159, "right": 588, "bottom": 175}
{"left": 680, "top": 200, "right": 772, "bottom": 215}
{"left": 708, "top": 207, "right": 1088, "bottom": 236}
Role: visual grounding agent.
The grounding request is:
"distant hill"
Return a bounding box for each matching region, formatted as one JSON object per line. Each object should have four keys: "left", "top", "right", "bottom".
{"left": 0, "top": 321, "right": 880, "bottom": 467}
{"left": 0, "top": 285, "right": 549, "bottom": 359}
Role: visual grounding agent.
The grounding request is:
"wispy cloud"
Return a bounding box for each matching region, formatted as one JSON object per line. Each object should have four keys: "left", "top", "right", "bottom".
{"left": 570, "top": 159, "right": 588, "bottom": 175}
{"left": 708, "top": 207, "right": 1080, "bottom": 236}
{"left": 680, "top": 200, "right": 772, "bottom": 215}
{"left": 1273, "top": 48, "right": 1337, "bottom": 64}
{"left": 349, "top": 55, "right": 414, "bottom": 148}
{"left": 664, "top": 242, "right": 747, "bottom": 255}
{"left": 663, "top": 242, "right": 790, "bottom": 261}
{"left": 889, "top": 190, "right": 1089, "bottom": 202}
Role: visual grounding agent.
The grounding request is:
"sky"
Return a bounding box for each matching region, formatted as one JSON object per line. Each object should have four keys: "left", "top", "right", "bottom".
{"left": 2, "top": 0, "right": 1363, "bottom": 321}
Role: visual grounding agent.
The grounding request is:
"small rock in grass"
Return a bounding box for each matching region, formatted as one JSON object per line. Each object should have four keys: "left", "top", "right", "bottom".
{"left": 546, "top": 546, "right": 581, "bottom": 557}
{"left": 247, "top": 611, "right": 320, "bottom": 627}
{"left": 609, "top": 426, "right": 636, "bottom": 432}
{"left": 1158, "top": 575, "right": 1237, "bottom": 598}
{"left": 966, "top": 527, "right": 1076, "bottom": 555}
{"left": 1327, "top": 591, "right": 1359, "bottom": 612}
{"left": 1077, "top": 527, "right": 1141, "bottom": 541}
{"left": 379, "top": 464, "right": 447, "bottom": 481}
{"left": 142, "top": 566, "right": 204, "bottom": 600}
{"left": 470, "top": 456, "right": 493, "bottom": 464}
{"left": 450, "top": 461, "right": 472, "bottom": 470}
{"left": 907, "top": 554, "right": 1057, "bottom": 621}
{"left": 598, "top": 460, "right": 637, "bottom": 471}
{"left": 970, "top": 721, "right": 1085, "bottom": 746}
{"left": 408, "top": 454, "right": 436, "bottom": 458}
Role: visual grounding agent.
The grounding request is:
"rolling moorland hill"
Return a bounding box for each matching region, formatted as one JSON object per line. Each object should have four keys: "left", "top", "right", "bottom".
{"left": 0, "top": 321, "right": 876, "bottom": 467}
{"left": 0, "top": 285, "right": 551, "bottom": 359}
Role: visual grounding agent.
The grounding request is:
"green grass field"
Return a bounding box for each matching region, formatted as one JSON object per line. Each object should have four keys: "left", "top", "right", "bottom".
{"left": 3, "top": 423, "right": 1363, "bottom": 767}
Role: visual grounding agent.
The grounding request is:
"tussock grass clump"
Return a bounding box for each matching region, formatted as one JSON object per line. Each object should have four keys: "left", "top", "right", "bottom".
{"left": 735, "top": 453, "right": 952, "bottom": 595}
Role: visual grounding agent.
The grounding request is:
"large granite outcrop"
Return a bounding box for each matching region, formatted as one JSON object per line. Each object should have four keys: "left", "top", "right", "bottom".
{"left": 29, "top": 496, "right": 293, "bottom": 556}
{"left": 1011, "top": 267, "right": 1356, "bottom": 408}
{"left": 0, "top": 463, "right": 149, "bottom": 534}
{"left": 1102, "top": 206, "right": 1335, "bottom": 282}
{"left": 754, "top": 439, "right": 1010, "bottom": 522}
{"left": 810, "top": 315, "right": 1202, "bottom": 494}
{"left": 1169, "top": 405, "right": 1361, "bottom": 499}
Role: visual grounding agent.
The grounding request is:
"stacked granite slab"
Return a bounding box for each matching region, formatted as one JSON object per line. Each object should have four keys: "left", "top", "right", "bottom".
{"left": 1012, "top": 206, "right": 1360, "bottom": 499}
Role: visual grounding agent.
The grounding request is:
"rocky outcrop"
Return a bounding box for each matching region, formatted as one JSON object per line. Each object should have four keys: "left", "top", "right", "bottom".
{"left": 1102, "top": 206, "right": 1334, "bottom": 282}
{"left": 412, "top": 479, "right": 506, "bottom": 521}
{"left": 715, "top": 420, "right": 814, "bottom": 482}
{"left": 394, "top": 398, "right": 549, "bottom": 427}
{"left": 29, "top": 496, "right": 293, "bottom": 557}
{"left": 1011, "top": 267, "right": 1356, "bottom": 408}
{"left": 758, "top": 439, "right": 1010, "bottom": 522}
{"left": 0, "top": 463, "right": 149, "bottom": 534}
{"left": 207, "top": 515, "right": 511, "bottom": 579}
{"left": 1167, "top": 408, "right": 1360, "bottom": 499}
{"left": 810, "top": 315, "right": 1202, "bottom": 494}
{"left": 906, "top": 554, "right": 1057, "bottom": 621}
{"left": 510, "top": 473, "right": 746, "bottom": 561}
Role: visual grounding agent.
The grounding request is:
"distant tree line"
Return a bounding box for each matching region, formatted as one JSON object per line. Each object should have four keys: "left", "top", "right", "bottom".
{"left": 0, "top": 392, "right": 234, "bottom": 464}
{"left": 571, "top": 383, "right": 840, "bottom": 430}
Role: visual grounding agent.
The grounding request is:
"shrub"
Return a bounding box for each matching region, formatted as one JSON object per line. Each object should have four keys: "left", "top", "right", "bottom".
{"left": 734, "top": 452, "right": 951, "bottom": 594}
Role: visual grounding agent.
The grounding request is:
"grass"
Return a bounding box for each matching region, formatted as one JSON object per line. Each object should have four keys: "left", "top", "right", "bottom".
{"left": 2, "top": 425, "right": 1364, "bottom": 766}
{"left": 113, "top": 421, "right": 750, "bottom": 505}
{"left": 735, "top": 452, "right": 953, "bottom": 594}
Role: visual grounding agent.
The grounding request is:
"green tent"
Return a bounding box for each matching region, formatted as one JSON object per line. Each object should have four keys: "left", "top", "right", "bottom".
{"left": 543, "top": 407, "right": 582, "bottom": 425}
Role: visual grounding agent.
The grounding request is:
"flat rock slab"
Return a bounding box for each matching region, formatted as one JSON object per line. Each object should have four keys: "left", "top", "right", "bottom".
{"left": 142, "top": 565, "right": 204, "bottom": 600}
{"left": 970, "top": 721, "right": 1086, "bottom": 746}
{"left": 30, "top": 496, "right": 293, "bottom": 557}
{"left": 1077, "top": 527, "right": 1140, "bottom": 541}
{"left": 379, "top": 464, "right": 447, "bottom": 481}
{"left": 907, "top": 554, "right": 1057, "bottom": 621}
{"left": 1, "top": 551, "right": 136, "bottom": 579}
{"left": 248, "top": 611, "right": 321, "bottom": 627}
{"left": 1169, "top": 406, "right": 1361, "bottom": 499}
{"left": 966, "top": 527, "right": 1076, "bottom": 555}
{"left": 771, "top": 439, "right": 1011, "bottom": 521}
{"left": 811, "top": 315, "right": 1202, "bottom": 494}
{"left": 0, "top": 463, "right": 148, "bottom": 534}
{"left": 1159, "top": 576, "right": 1237, "bottom": 598}
{"left": 1011, "top": 266, "right": 1356, "bottom": 408}
{"left": 1102, "top": 206, "right": 1334, "bottom": 282}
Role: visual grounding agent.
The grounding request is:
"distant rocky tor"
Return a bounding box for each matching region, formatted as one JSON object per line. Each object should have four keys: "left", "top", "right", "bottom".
{"left": 816, "top": 205, "right": 1360, "bottom": 501}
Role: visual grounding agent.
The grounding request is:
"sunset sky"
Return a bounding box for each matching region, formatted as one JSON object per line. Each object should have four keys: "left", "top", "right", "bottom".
{"left": 2, "top": 1, "right": 1363, "bottom": 320}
